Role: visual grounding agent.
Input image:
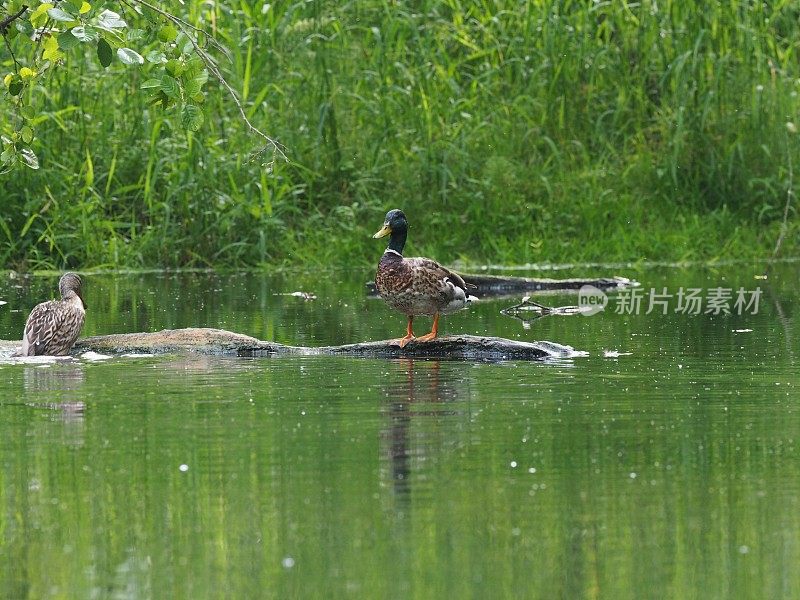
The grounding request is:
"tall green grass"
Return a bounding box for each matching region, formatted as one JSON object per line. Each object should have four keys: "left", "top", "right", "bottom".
{"left": 2, "top": 0, "right": 798, "bottom": 269}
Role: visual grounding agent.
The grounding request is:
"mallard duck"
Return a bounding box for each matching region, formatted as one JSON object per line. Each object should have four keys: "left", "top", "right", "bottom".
{"left": 373, "top": 209, "right": 476, "bottom": 347}
{"left": 21, "top": 272, "right": 86, "bottom": 356}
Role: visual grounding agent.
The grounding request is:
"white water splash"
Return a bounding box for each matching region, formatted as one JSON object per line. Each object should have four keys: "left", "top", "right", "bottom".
{"left": 81, "top": 351, "right": 112, "bottom": 361}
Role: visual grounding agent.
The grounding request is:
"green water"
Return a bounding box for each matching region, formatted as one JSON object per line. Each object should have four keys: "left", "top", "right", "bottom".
{"left": 0, "top": 265, "right": 797, "bottom": 599}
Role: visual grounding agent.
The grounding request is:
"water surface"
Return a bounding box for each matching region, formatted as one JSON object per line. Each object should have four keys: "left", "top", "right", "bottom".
{"left": 0, "top": 265, "right": 797, "bottom": 598}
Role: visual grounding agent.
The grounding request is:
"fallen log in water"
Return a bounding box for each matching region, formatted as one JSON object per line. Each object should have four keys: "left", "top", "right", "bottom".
{"left": 0, "top": 328, "right": 581, "bottom": 360}
{"left": 311, "top": 335, "right": 577, "bottom": 360}
{"left": 366, "top": 274, "right": 635, "bottom": 296}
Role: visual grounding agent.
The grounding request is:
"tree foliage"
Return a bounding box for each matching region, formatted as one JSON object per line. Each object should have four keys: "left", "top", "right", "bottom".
{"left": 0, "top": 0, "right": 278, "bottom": 173}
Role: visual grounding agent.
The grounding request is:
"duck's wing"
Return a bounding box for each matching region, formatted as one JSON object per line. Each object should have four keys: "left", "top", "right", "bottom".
{"left": 22, "top": 301, "right": 84, "bottom": 356}
{"left": 406, "top": 258, "right": 473, "bottom": 293}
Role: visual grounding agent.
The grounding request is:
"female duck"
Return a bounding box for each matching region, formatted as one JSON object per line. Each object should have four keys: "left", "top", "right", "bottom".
{"left": 373, "top": 209, "right": 476, "bottom": 348}
{"left": 21, "top": 272, "right": 86, "bottom": 356}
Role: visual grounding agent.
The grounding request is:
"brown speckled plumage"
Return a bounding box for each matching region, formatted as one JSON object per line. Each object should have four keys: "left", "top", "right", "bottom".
{"left": 21, "top": 273, "right": 86, "bottom": 356}
{"left": 376, "top": 253, "right": 471, "bottom": 316}
{"left": 373, "top": 210, "right": 475, "bottom": 346}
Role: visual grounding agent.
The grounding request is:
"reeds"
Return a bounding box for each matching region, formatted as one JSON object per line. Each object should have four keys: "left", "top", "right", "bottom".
{"left": 2, "top": 0, "right": 797, "bottom": 269}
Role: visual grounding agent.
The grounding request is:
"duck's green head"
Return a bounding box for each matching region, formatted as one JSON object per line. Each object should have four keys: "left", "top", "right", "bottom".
{"left": 373, "top": 209, "right": 408, "bottom": 254}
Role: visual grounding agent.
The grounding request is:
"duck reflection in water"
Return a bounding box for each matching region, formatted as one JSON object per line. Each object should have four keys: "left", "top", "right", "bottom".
{"left": 24, "top": 363, "right": 86, "bottom": 419}
{"left": 380, "top": 359, "right": 467, "bottom": 505}
{"left": 23, "top": 363, "right": 87, "bottom": 449}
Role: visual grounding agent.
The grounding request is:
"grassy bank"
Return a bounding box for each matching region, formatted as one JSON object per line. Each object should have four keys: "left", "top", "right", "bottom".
{"left": 2, "top": 0, "right": 798, "bottom": 270}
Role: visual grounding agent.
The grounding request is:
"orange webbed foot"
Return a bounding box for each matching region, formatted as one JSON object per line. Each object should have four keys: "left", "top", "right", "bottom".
{"left": 390, "top": 316, "right": 416, "bottom": 348}
{"left": 392, "top": 334, "right": 415, "bottom": 348}
{"left": 414, "top": 313, "right": 439, "bottom": 343}
{"left": 415, "top": 332, "right": 437, "bottom": 343}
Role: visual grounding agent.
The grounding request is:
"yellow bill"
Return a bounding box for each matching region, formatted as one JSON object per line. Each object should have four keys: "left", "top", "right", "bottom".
{"left": 373, "top": 223, "right": 392, "bottom": 238}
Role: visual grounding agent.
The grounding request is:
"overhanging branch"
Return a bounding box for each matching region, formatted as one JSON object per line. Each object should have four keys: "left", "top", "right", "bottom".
{"left": 0, "top": 5, "right": 28, "bottom": 36}
{"left": 125, "top": 0, "right": 287, "bottom": 164}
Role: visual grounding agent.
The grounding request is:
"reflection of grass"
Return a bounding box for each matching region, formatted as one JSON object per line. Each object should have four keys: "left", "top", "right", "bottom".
{"left": 2, "top": 1, "right": 798, "bottom": 269}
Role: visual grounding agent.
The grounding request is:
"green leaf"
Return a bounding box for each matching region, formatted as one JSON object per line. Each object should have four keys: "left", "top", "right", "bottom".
{"left": 194, "top": 69, "right": 209, "bottom": 86}
{"left": 160, "top": 74, "right": 180, "bottom": 98}
{"left": 185, "top": 55, "right": 204, "bottom": 76}
{"left": 96, "top": 9, "right": 126, "bottom": 30}
{"left": 175, "top": 32, "right": 194, "bottom": 55}
{"left": 183, "top": 70, "right": 208, "bottom": 98}
{"left": 29, "top": 3, "right": 54, "bottom": 27}
{"left": 71, "top": 26, "right": 99, "bottom": 42}
{"left": 20, "top": 106, "right": 36, "bottom": 120}
{"left": 47, "top": 7, "right": 77, "bottom": 22}
{"left": 183, "top": 79, "right": 201, "bottom": 98}
{"left": 146, "top": 50, "right": 166, "bottom": 64}
{"left": 165, "top": 59, "right": 185, "bottom": 77}
{"left": 42, "top": 35, "right": 64, "bottom": 61}
{"left": 127, "top": 28, "right": 146, "bottom": 42}
{"left": 158, "top": 24, "right": 178, "bottom": 42}
{"left": 140, "top": 78, "right": 162, "bottom": 90}
{"left": 66, "top": 0, "right": 83, "bottom": 11}
{"left": 97, "top": 38, "right": 113, "bottom": 67}
{"left": 117, "top": 47, "right": 144, "bottom": 65}
{"left": 20, "top": 126, "right": 34, "bottom": 144}
{"left": 58, "top": 30, "right": 80, "bottom": 50}
{"left": 181, "top": 104, "right": 204, "bottom": 132}
{"left": 0, "top": 148, "right": 15, "bottom": 166}
{"left": 9, "top": 81, "right": 23, "bottom": 96}
{"left": 21, "top": 148, "right": 39, "bottom": 170}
